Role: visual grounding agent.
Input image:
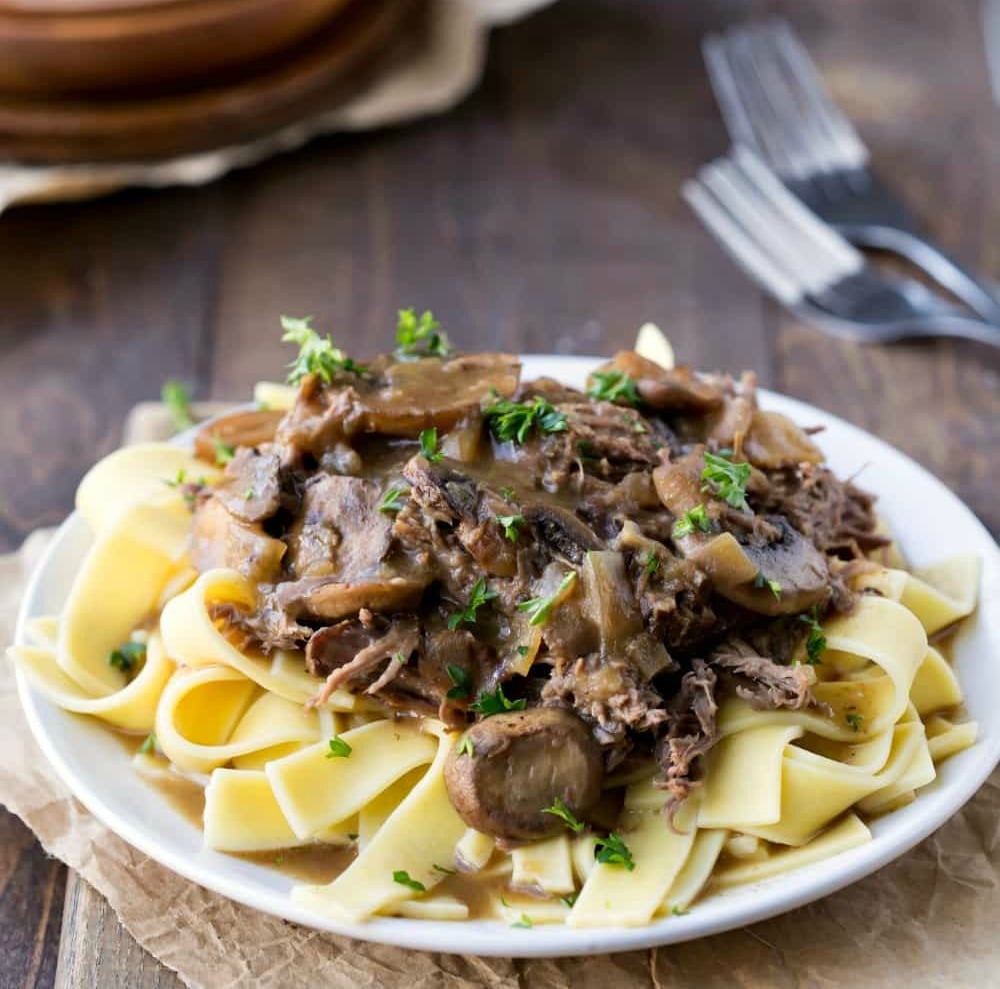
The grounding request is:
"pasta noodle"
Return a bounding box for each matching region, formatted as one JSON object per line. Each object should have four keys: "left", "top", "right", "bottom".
{"left": 8, "top": 359, "right": 983, "bottom": 931}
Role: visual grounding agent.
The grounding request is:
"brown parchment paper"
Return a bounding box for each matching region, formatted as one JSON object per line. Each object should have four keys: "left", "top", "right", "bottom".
{"left": 2, "top": 403, "right": 999, "bottom": 989}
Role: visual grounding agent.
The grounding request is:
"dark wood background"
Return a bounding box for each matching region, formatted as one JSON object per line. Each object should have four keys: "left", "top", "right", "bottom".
{"left": 2, "top": 0, "right": 997, "bottom": 985}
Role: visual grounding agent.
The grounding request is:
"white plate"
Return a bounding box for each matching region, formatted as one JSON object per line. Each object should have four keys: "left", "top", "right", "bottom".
{"left": 15, "top": 355, "right": 1000, "bottom": 958}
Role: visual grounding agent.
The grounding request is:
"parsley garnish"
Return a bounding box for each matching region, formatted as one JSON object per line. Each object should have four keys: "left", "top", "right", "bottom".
{"left": 595, "top": 832, "right": 635, "bottom": 870}
{"left": 213, "top": 436, "right": 235, "bottom": 466}
{"left": 754, "top": 573, "right": 782, "bottom": 599}
{"left": 498, "top": 486, "right": 516, "bottom": 500}
{"left": 798, "top": 607, "right": 827, "bottom": 665}
{"left": 672, "top": 504, "right": 711, "bottom": 539}
{"left": 392, "top": 870, "right": 426, "bottom": 892}
{"left": 161, "top": 380, "right": 195, "bottom": 433}
{"left": 670, "top": 905, "right": 690, "bottom": 916}
{"left": 378, "top": 485, "right": 409, "bottom": 514}
{"left": 700, "top": 451, "right": 751, "bottom": 511}
{"left": 432, "top": 863, "right": 457, "bottom": 875}
{"left": 846, "top": 711, "right": 863, "bottom": 733}
{"left": 419, "top": 427, "right": 443, "bottom": 463}
{"left": 395, "top": 308, "right": 452, "bottom": 358}
{"left": 445, "top": 664, "right": 472, "bottom": 700}
{"left": 484, "top": 395, "right": 568, "bottom": 444}
{"left": 641, "top": 552, "right": 660, "bottom": 578}
{"left": 496, "top": 514, "right": 524, "bottom": 542}
{"left": 470, "top": 684, "right": 527, "bottom": 717}
{"left": 516, "top": 571, "right": 577, "bottom": 627}
{"left": 109, "top": 641, "right": 146, "bottom": 673}
{"left": 560, "top": 893, "right": 579, "bottom": 909}
{"left": 138, "top": 733, "right": 156, "bottom": 755}
{"left": 447, "top": 577, "right": 498, "bottom": 630}
{"left": 542, "top": 797, "right": 585, "bottom": 833}
{"left": 511, "top": 914, "right": 533, "bottom": 929}
{"left": 281, "top": 315, "right": 367, "bottom": 384}
{"left": 244, "top": 487, "right": 256, "bottom": 501}
{"left": 515, "top": 645, "right": 530, "bottom": 657}
{"left": 394, "top": 651, "right": 407, "bottom": 665}
{"left": 457, "top": 735, "right": 476, "bottom": 757}
{"left": 325, "top": 736, "right": 352, "bottom": 758}
{"left": 588, "top": 370, "right": 640, "bottom": 406}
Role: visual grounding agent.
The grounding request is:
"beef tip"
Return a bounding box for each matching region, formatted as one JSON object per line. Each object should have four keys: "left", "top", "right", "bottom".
{"left": 521, "top": 503, "right": 603, "bottom": 565}
{"left": 213, "top": 446, "right": 283, "bottom": 523}
{"left": 517, "top": 376, "right": 587, "bottom": 406}
{"left": 759, "top": 462, "right": 889, "bottom": 559}
{"left": 444, "top": 708, "right": 603, "bottom": 841}
{"left": 190, "top": 497, "right": 286, "bottom": 584}
{"left": 403, "top": 456, "right": 519, "bottom": 578}
{"left": 308, "top": 615, "right": 421, "bottom": 707}
{"left": 276, "top": 354, "right": 520, "bottom": 463}
{"left": 285, "top": 473, "right": 393, "bottom": 579}
{"left": 656, "top": 659, "right": 719, "bottom": 809}
{"left": 709, "top": 639, "right": 818, "bottom": 711}
{"left": 590, "top": 352, "right": 724, "bottom": 414}
{"left": 541, "top": 653, "right": 668, "bottom": 763}
{"left": 270, "top": 574, "right": 427, "bottom": 623}
{"left": 194, "top": 409, "right": 284, "bottom": 465}
{"left": 212, "top": 601, "right": 311, "bottom": 654}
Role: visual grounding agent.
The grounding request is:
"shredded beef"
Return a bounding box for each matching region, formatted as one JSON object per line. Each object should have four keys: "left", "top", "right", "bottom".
{"left": 709, "top": 638, "right": 817, "bottom": 710}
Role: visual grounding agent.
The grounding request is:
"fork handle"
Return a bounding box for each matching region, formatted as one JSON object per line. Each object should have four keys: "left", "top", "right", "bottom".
{"left": 918, "top": 313, "right": 1000, "bottom": 348}
{"left": 837, "top": 222, "right": 1000, "bottom": 325}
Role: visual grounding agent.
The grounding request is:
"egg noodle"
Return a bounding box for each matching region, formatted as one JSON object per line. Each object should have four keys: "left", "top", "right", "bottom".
{"left": 9, "top": 359, "right": 982, "bottom": 930}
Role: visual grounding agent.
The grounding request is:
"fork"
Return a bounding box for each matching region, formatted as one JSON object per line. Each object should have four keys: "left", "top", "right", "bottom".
{"left": 682, "top": 147, "right": 1000, "bottom": 347}
{"left": 702, "top": 18, "right": 1000, "bottom": 326}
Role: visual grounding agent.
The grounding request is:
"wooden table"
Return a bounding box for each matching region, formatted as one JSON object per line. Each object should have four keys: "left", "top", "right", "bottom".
{"left": 1, "top": 0, "right": 997, "bottom": 985}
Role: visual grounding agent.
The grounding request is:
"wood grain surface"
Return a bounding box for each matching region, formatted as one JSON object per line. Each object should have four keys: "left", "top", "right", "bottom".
{"left": 1, "top": 0, "right": 997, "bottom": 985}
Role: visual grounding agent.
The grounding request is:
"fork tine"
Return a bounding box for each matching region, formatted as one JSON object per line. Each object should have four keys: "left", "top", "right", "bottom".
{"left": 701, "top": 33, "right": 763, "bottom": 153}
{"left": 731, "top": 146, "right": 864, "bottom": 273}
{"left": 681, "top": 179, "right": 802, "bottom": 307}
{"left": 770, "top": 19, "right": 869, "bottom": 170}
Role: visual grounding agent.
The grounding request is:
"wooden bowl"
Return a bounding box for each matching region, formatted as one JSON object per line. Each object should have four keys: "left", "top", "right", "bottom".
{"left": 0, "top": 0, "right": 420, "bottom": 162}
{"left": 0, "top": 0, "right": 354, "bottom": 97}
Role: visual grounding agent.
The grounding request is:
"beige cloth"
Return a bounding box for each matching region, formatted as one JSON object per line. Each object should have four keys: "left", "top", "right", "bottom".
{"left": 2, "top": 405, "right": 999, "bottom": 988}
{"left": 0, "top": 0, "right": 555, "bottom": 213}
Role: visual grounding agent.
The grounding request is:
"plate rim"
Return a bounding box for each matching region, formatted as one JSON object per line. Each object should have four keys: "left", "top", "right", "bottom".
{"left": 14, "top": 353, "right": 1000, "bottom": 958}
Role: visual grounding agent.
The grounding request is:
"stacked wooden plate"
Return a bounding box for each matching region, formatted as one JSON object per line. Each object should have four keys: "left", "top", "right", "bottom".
{"left": 0, "top": 0, "right": 421, "bottom": 162}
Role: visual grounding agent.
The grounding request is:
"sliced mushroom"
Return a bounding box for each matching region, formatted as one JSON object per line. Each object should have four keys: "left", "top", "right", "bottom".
{"left": 275, "top": 575, "right": 427, "bottom": 622}
{"left": 194, "top": 409, "right": 284, "bottom": 464}
{"left": 444, "top": 708, "right": 603, "bottom": 841}
{"left": 590, "top": 351, "right": 723, "bottom": 413}
{"left": 190, "top": 497, "right": 286, "bottom": 584}
{"left": 521, "top": 503, "right": 603, "bottom": 565}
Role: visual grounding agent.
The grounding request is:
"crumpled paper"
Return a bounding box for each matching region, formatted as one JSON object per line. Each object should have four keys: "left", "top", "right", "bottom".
{"left": 0, "top": 0, "right": 556, "bottom": 213}
{"left": 2, "top": 404, "right": 999, "bottom": 988}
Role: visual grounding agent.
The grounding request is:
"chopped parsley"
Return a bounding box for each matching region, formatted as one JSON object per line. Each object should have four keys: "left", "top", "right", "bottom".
{"left": 138, "top": 733, "right": 156, "bottom": 755}
{"left": 432, "top": 863, "right": 457, "bottom": 876}
{"left": 457, "top": 735, "right": 476, "bottom": 757}
{"left": 542, "top": 797, "right": 585, "bottom": 833}
{"left": 496, "top": 514, "right": 524, "bottom": 542}
{"left": 392, "top": 870, "right": 426, "bottom": 892}
{"left": 515, "top": 645, "right": 530, "bottom": 658}
{"left": 516, "top": 571, "right": 577, "bottom": 627}
{"left": 498, "top": 486, "right": 517, "bottom": 500}
{"left": 588, "top": 370, "right": 640, "bottom": 406}
{"left": 378, "top": 485, "right": 409, "bottom": 514}
{"left": 213, "top": 436, "right": 235, "bottom": 465}
{"left": 560, "top": 892, "right": 579, "bottom": 909}
{"left": 641, "top": 551, "right": 660, "bottom": 579}
{"left": 470, "top": 684, "right": 526, "bottom": 717}
{"left": 393, "top": 651, "right": 408, "bottom": 665}
{"left": 244, "top": 487, "right": 256, "bottom": 501}
{"left": 672, "top": 504, "right": 711, "bottom": 539}
{"left": 419, "top": 427, "right": 443, "bottom": 463}
{"left": 325, "top": 736, "right": 353, "bottom": 758}
{"left": 447, "top": 577, "right": 498, "bottom": 630}
{"left": 484, "top": 394, "right": 568, "bottom": 444}
{"left": 161, "top": 380, "right": 195, "bottom": 433}
{"left": 594, "top": 832, "right": 635, "bottom": 870}
{"left": 511, "top": 914, "right": 533, "bottom": 929}
{"left": 108, "top": 641, "right": 146, "bottom": 673}
{"left": 670, "top": 905, "right": 690, "bottom": 916}
{"left": 700, "top": 451, "right": 751, "bottom": 511}
{"left": 281, "top": 315, "right": 367, "bottom": 384}
{"left": 846, "top": 711, "right": 863, "bottom": 733}
{"left": 798, "top": 607, "right": 827, "bottom": 665}
{"left": 445, "top": 663, "right": 472, "bottom": 700}
{"left": 395, "top": 308, "right": 452, "bottom": 359}
{"left": 755, "top": 573, "right": 782, "bottom": 599}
